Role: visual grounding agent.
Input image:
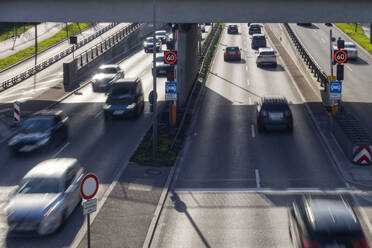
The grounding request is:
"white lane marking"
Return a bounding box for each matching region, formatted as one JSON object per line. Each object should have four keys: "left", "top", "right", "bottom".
{"left": 95, "top": 110, "right": 102, "bottom": 119}
{"left": 246, "top": 78, "right": 250, "bottom": 86}
{"left": 345, "top": 64, "right": 353, "bottom": 71}
{"left": 255, "top": 169, "right": 260, "bottom": 188}
{"left": 246, "top": 65, "right": 248, "bottom": 71}
{"left": 52, "top": 142, "right": 70, "bottom": 158}
{"left": 174, "top": 187, "right": 359, "bottom": 193}
{"left": 251, "top": 124, "right": 255, "bottom": 138}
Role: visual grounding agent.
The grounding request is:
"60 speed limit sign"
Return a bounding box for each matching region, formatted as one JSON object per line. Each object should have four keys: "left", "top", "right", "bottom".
{"left": 164, "top": 50, "right": 177, "bottom": 65}
{"left": 334, "top": 50, "right": 347, "bottom": 64}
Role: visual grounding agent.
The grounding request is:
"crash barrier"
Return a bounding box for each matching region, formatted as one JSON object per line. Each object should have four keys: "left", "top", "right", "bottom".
{"left": 63, "top": 23, "right": 163, "bottom": 91}
{"left": 169, "top": 23, "right": 221, "bottom": 151}
{"left": 0, "top": 23, "right": 118, "bottom": 93}
{"left": 283, "top": 23, "right": 328, "bottom": 89}
{"left": 332, "top": 112, "right": 372, "bottom": 165}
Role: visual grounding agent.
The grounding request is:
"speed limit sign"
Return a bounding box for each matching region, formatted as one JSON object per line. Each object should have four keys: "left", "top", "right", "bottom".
{"left": 334, "top": 50, "right": 347, "bottom": 64}
{"left": 164, "top": 50, "right": 177, "bottom": 65}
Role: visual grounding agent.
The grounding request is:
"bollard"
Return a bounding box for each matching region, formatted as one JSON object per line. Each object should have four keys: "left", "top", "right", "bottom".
{"left": 13, "top": 101, "right": 21, "bottom": 123}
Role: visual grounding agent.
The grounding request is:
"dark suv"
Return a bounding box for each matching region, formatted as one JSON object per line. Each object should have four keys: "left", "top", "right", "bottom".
{"left": 103, "top": 78, "right": 145, "bottom": 120}
{"left": 256, "top": 97, "right": 293, "bottom": 132}
{"left": 251, "top": 34, "right": 267, "bottom": 49}
{"left": 288, "top": 196, "right": 368, "bottom": 248}
{"left": 227, "top": 25, "right": 238, "bottom": 34}
{"left": 249, "top": 23, "right": 261, "bottom": 35}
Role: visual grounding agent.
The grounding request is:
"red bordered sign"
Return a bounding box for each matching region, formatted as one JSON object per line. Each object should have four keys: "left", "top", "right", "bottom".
{"left": 80, "top": 174, "right": 99, "bottom": 200}
{"left": 334, "top": 50, "right": 347, "bottom": 64}
{"left": 164, "top": 50, "right": 177, "bottom": 65}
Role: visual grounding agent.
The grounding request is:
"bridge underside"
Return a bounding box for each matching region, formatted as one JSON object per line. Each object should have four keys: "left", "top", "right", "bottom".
{"left": 1, "top": 0, "right": 372, "bottom": 23}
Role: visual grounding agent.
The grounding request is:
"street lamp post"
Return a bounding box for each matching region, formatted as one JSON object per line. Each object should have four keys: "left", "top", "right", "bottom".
{"left": 152, "top": 0, "right": 158, "bottom": 160}
{"left": 34, "top": 24, "right": 38, "bottom": 90}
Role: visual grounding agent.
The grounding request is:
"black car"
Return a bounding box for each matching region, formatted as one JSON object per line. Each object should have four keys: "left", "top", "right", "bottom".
{"left": 227, "top": 25, "right": 238, "bottom": 34}
{"left": 256, "top": 97, "right": 293, "bottom": 132}
{"left": 288, "top": 196, "right": 369, "bottom": 248}
{"left": 8, "top": 110, "right": 69, "bottom": 154}
{"left": 251, "top": 34, "right": 267, "bottom": 49}
{"left": 103, "top": 78, "right": 145, "bottom": 120}
{"left": 143, "top": 37, "right": 161, "bottom": 53}
{"left": 249, "top": 23, "right": 262, "bottom": 35}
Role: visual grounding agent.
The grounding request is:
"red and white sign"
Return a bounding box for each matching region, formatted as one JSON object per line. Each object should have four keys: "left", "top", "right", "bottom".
{"left": 13, "top": 101, "right": 20, "bottom": 123}
{"left": 80, "top": 174, "right": 99, "bottom": 200}
{"left": 352, "top": 146, "right": 372, "bottom": 165}
{"left": 164, "top": 50, "right": 177, "bottom": 65}
{"left": 334, "top": 50, "right": 348, "bottom": 64}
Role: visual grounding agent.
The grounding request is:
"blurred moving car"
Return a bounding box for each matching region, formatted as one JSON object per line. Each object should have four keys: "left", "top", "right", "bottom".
{"left": 91, "top": 64, "right": 124, "bottom": 92}
{"left": 227, "top": 24, "right": 239, "bottom": 34}
{"left": 8, "top": 110, "right": 68, "bottom": 154}
{"left": 5, "top": 158, "right": 84, "bottom": 235}
{"left": 288, "top": 196, "right": 369, "bottom": 248}
{"left": 155, "top": 30, "right": 168, "bottom": 44}
{"left": 249, "top": 23, "right": 262, "bottom": 35}
{"left": 103, "top": 78, "right": 145, "bottom": 120}
{"left": 334, "top": 41, "right": 358, "bottom": 60}
{"left": 251, "top": 34, "right": 267, "bottom": 49}
{"left": 154, "top": 54, "right": 171, "bottom": 76}
{"left": 143, "top": 37, "right": 162, "bottom": 53}
{"left": 224, "top": 46, "right": 241, "bottom": 61}
{"left": 256, "top": 47, "right": 277, "bottom": 67}
{"left": 256, "top": 97, "right": 293, "bottom": 132}
{"left": 199, "top": 24, "right": 206, "bottom": 33}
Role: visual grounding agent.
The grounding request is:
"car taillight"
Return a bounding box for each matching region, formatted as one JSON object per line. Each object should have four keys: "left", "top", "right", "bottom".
{"left": 237, "top": 51, "right": 241, "bottom": 56}
{"left": 261, "top": 111, "right": 268, "bottom": 117}
{"left": 284, "top": 110, "right": 291, "bottom": 117}
{"left": 301, "top": 237, "right": 320, "bottom": 248}
{"left": 258, "top": 56, "right": 263, "bottom": 58}
{"left": 352, "top": 238, "right": 369, "bottom": 248}
{"left": 271, "top": 55, "right": 276, "bottom": 58}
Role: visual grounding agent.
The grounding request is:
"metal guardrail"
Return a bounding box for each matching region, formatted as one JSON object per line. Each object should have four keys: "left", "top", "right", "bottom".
{"left": 76, "top": 23, "right": 142, "bottom": 70}
{"left": 283, "top": 23, "right": 328, "bottom": 88}
{"left": 0, "top": 23, "right": 119, "bottom": 93}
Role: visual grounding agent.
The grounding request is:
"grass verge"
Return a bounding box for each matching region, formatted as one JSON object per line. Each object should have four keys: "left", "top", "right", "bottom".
{"left": 335, "top": 23, "right": 372, "bottom": 54}
{"left": 131, "top": 24, "right": 224, "bottom": 167}
{"left": 0, "top": 23, "right": 93, "bottom": 70}
{"left": 0, "top": 23, "right": 37, "bottom": 41}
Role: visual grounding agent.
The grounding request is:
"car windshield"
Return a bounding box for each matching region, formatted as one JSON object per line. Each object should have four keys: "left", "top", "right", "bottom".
{"left": 146, "top": 37, "right": 158, "bottom": 43}
{"left": 251, "top": 27, "right": 260, "bottom": 30}
{"left": 20, "top": 116, "right": 54, "bottom": 132}
{"left": 17, "top": 177, "right": 61, "bottom": 194}
{"left": 260, "top": 51, "right": 275, "bottom": 56}
{"left": 99, "top": 67, "right": 118, "bottom": 74}
{"left": 156, "top": 31, "right": 166, "bottom": 36}
{"left": 108, "top": 86, "right": 135, "bottom": 103}
{"left": 254, "top": 36, "right": 265, "bottom": 40}
{"left": 227, "top": 47, "right": 239, "bottom": 52}
{"left": 345, "top": 44, "right": 356, "bottom": 48}
{"left": 262, "top": 103, "right": 288, "bottom": 111}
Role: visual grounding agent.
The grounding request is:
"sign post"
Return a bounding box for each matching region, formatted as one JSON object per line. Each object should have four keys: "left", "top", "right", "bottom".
{"left": 164, "top": 50, "right": 178, "bottom": 127}
{"left": 80, "top": 174, "right": 99, "bottom": 248}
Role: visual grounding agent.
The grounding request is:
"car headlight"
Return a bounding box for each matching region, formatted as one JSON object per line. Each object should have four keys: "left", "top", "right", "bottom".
{"left": 8, "top": 137, "right": 18, "bottom": 146}
{"left": 36, "top": 137, "right": 50, "bottom": 146}
{"left": 126, "top": 103, "right": 136, "bottom": 109}
{"left": 103, "top": 104, "right": 111, "bottom": 110}
{"left": 143, "top": 42, "right": 147, "bottom": 47}
{"left": 91, "top": 79, "right": 96, "bottom": 84}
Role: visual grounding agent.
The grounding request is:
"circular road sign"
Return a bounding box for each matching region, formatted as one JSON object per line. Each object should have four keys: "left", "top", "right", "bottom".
{"left": 80, "top": 174, "right": 99, "bottom": 200}
{"left": 164, "top": 50, "right": 177, "bottom": 65}
{"left": 334, "top": 50, "right": 347, "bottom": 64}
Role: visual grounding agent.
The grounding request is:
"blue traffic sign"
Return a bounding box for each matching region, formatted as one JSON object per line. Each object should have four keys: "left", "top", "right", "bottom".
{"left": 330, "top": 81, "right": 342, "bottom": 94}
{"left": 165, "top": 81, "right": 177, "bottom": 101}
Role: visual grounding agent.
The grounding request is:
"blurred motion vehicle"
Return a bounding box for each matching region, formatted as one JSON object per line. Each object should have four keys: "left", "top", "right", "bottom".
{"left": 288, "top": 196, "right": 369, "bottom": 248}
{"left": 256, "top": 97, "right": 293, "bottom": 132}
{"left": 155, "top": 30, "right": 168, "bottom": 43}
{"left": 199, "top": 24, "right": 206, "bottom": 33}
{"left": 154, "top": 54, "right": 171, "bottom": 76}
{"left": 5, "top": 158, "right": 84, "bottom": 235}
{"left": 296, "top": 23, "right": 312, "bottom": 26}
{"left": 251, "top": 34, "right": 267, "bottom": 49}
{"left": 334, "top": 42, "right": 358, "bottom": 60}
{"left": 8, "top": 110, "right": 68, "bottom": 154}
{"left": 91, "top": 64, "right": 124, "bottom": 92}
{"left": 103, "top": 78, "right": 145, "bottom": 120}
{"left": 256, "top": 47, "right": 277, "bottom": 67}
{"left": 227, "top": 24, "right": 239, "bottom": 34}
{"left": 143, "top": 37, "right": 162, "bottom": 53}
{"left": 224, "top": 46, "right": 241, "bottom": 61}
{"left": 249, "top": 23, "right": 262, "bottom": 35}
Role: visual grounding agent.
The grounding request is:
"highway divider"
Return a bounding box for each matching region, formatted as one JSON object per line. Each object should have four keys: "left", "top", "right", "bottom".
{"left": 0, "top": 23, "right": 118, "bottom": 93}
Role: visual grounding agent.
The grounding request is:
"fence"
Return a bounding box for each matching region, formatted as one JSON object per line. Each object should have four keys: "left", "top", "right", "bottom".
{"left": 0, "top": 23, "right": 119, "bottom": 93}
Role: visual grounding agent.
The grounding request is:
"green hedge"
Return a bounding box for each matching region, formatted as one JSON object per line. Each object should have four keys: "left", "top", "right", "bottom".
{"left": 0, "top": 23, "right": 93, "bottom": 70}
{"left": 202, "top": 24, "right": 224, "bottom": 74}
{"left": 335, "top": 23, "right": 372, "bottom": 54}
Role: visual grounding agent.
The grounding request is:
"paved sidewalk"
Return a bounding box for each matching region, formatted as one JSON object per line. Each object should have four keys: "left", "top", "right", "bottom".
{"left": 0, "top": 23, "right": 66, "bottom": 59}
{"left": 360, "top": 23, "right": 371, "bottom": 39}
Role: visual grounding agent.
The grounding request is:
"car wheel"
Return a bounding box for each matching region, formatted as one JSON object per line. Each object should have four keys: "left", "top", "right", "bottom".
{"left": 288, "top": 124, "right": 293, "bottom": 132}
{"left": 104, "top": 113, "right": 111, "bottom": 121}
{"left": 273, "top": 63, "right": 277, "bottom": 67}
{"left": 256, "top": 63, "right": 260, "bottom": 67}
{"left": 92, "top": 85, "right": 97, "bottom": 92}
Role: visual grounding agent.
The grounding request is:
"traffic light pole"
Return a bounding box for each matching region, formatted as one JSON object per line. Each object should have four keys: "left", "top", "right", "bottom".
{"left": 152, "top": 0, "right": 158, "bottom": 160}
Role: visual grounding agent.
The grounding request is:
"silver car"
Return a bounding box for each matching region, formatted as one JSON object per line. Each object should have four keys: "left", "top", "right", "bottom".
{"left": 91, "top": 64, "right": 124, "bottom": 92}
{"left": 5, "top": 158, "right": 84, "bottom": 235}
{"left": 256, "top": 47, "right": 277, "bottom": 67}
{"left": 155, "top": 30, "right": 168, "bottom": 43}
{"left": 333, "top": 42, "right": 358, "bottom": 60}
